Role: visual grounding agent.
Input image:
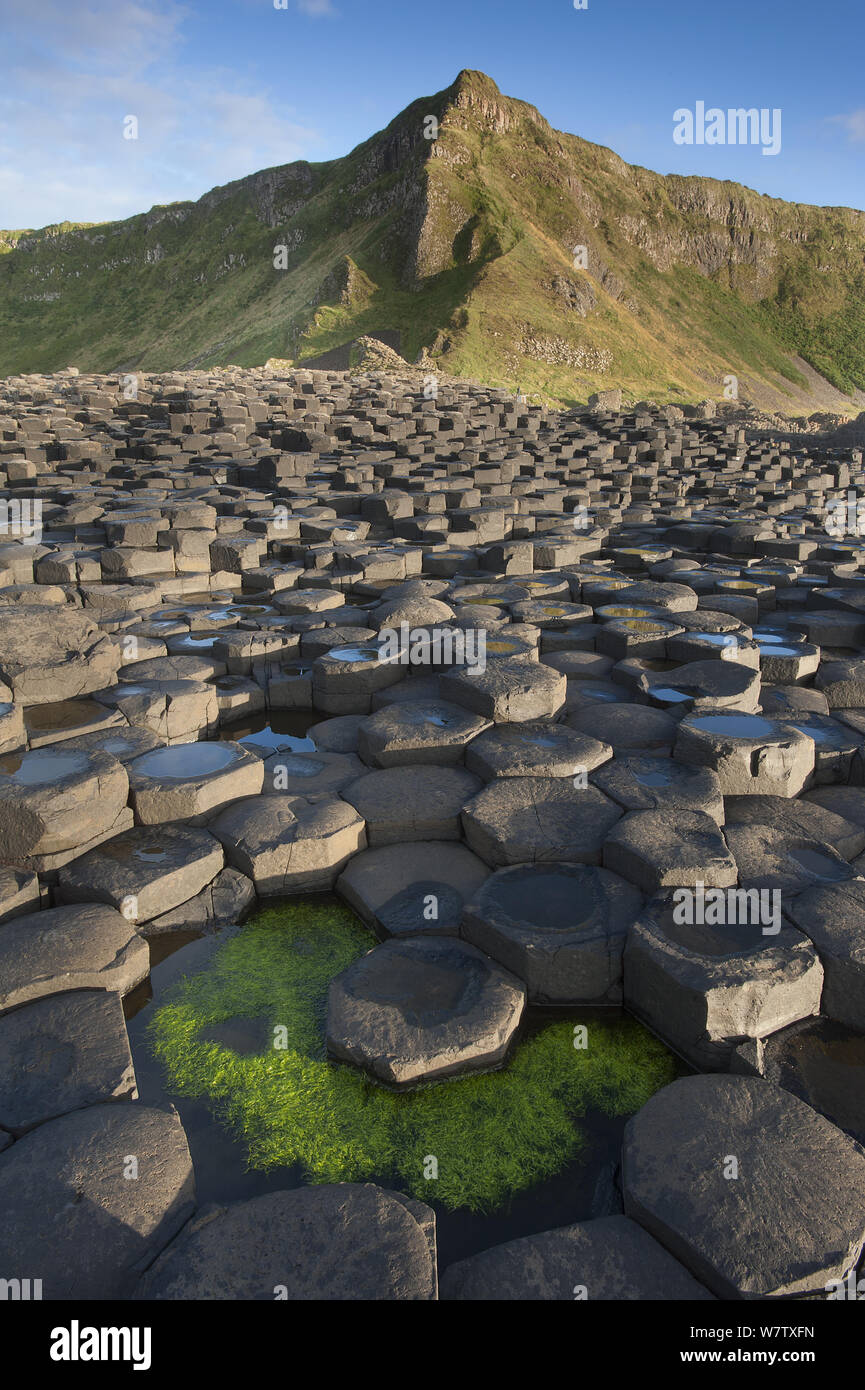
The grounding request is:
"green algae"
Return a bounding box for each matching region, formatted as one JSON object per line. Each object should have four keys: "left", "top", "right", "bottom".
{"left": 149, "top": 898, "right": 677, "bottom": 1212}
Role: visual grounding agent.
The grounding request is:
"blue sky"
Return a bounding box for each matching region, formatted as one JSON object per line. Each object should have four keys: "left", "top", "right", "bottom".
{"left": 2, "top": 0, "right": 864, "bottom": 229}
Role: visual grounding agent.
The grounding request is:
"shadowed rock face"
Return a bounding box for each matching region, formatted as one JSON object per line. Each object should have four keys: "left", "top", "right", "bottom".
{"left": 0, "top": 1103, "right": 195, "bottom": 1300}
{"left": 731, "top": 1017, "right": 865, "bottom": 1147}
{"left": 0, "top": 989, "right": 137, "bottom": 1135}
{"left": 440, "top": 1214, "right": 714, "bottom": 1301}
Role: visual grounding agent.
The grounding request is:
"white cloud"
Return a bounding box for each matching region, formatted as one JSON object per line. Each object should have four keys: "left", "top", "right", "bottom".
{"left": 829, "top": 110, "right": 865, "bottom": 143}
{"left": 0, "top": 0, "right": 322, "bottom": 228}
{"left": 297, "top": 0, "right": 336, "bottom": 14}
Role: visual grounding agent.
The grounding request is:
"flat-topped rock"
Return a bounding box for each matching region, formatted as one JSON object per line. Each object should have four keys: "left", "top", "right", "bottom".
{"left": 136, "top": 1185, "right": 436, "bottom": 1300}
{"left": 603, "top": 808, "right": 738, "bottom": 894}
{"left": 441, "top": 1214, "right": 713, "bottom": 1300}
{"left": 340, "top": 764, "right": 482, "bottom": 843}
{"left": 0, "top": 745, "right": 129, "bottom": 865}
{"left": 0, "top": 902, "right": 149, "bottom": 1012}
{"left": 465, "top": 720, "right": 612, "bottom": 780}
{"left": 142, "top": 865, "right": 255, "bottom": 938}
{"left": 57, "top": 823, "right": 225, "bottom": 924}
{"left": 725, "top": 793, "right": 865, "bottom": 860}
{"left": 622, "top": 1074, "right": 865, "bottom": 1298}
{"left": 624, "top": 892, "right": 823, "bottom": 1069}
{"left": 674, "top": 712, "right": 815, "bottom": 797}
{"left": 211, "top": 793, "right": 365, "bottom": 894}
{"left": 462, "top": 776, "right": 623, "bottom": 867}
{"left": 731, "top": 1016, "right": 865, "bottom": 1147}
{"left": 0, "top": 606, "right": 121, "bottom": 705}
{"left": 260, "top": 748, "right": 364, "bottom": 799}
{"left": 441, "top": 658, "right": 566, "bottom": 724}
{"left": 641, "top": 656, "right": 761, "bottom": 714}
{"left": 0, "top": 1102, "right": 194, "bottom": 1299}
{"left": 566, "top": 702, "right": 678, "bottom": 755}
{"left": 462, "top": 862, "right": 643, "bottom": 1005}
{"left": 725, "top": 822, "right": 856, "bottom": 896}
{"left": 787, "top": 879, "right": 865, "bottom": 1029}
{"left": 93, "top": 677, "right": 219, "bottom": 743}
{"left": 327, "top": 935, "right": 525, "bottom": 1085}
{"left": 60, "top": 725, "right": 165, "bottom": 763}
{"left": 592, "top": 754, "right": 724, "bottom": 823}
{"left": 358, "top": 700, "right": 491, "bottom": 767}
{"left": 127, "top": 738, "right": 264, "bottom": 824}
{"left": 337, "top": 840, "right": 490, "bottom": 936}
{"left": 0, "top": 989, "right": 136, "bottom": 1135}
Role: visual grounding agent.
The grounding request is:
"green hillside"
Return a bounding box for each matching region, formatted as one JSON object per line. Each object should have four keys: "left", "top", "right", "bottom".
{"left": 2, "top": 69, "right": 864, "bottom": 409}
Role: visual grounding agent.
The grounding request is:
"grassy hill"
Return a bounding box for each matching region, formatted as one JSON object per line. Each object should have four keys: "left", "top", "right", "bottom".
{"left": 2, "top": 69, "right": 865, "bottom": 410}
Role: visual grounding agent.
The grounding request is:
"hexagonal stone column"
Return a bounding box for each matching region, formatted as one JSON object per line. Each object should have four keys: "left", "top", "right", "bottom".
{"left": 462, "top": 777, "right": 622, "bottom": 868}
{"left": 136, "top": 1185, "right": 436, "bottom": 1300}
{"left": 465, "top": 720, "right": 612, "bottom": 781}
{"left": 462, "top": 863, "right": 643, "bottom": 1005}
{"left": 0, "top": 605, "right": 121, "bottom": 704}
{"left": 441, "top": 659, "right": 566, "bottom": 723}
{"left": 340, "top": 765, "right": 482, "bottom": 844}
{"left": 312, "top": 644, "right": 407, "bottom": 715}
{"left": 724, "top": 793, "right": 865, "bottom": 861}
{"left": 0, "top": 989, "right": 136, "bottom": 1135}
{"left": 788, "top": 879, "right": 865, "bottom": 1029}
{"left": 623, "top": 893, "right": 823, "bottom": 1069}
{"left": 441, "top": 1214, "right": 713, "bottom": 1300}
{"left": 674, "top": 712, "right": 815, "bottom": 796}
{"left": 56, "top": 823, "right": 225, "bottom": 924}
{"left": 0, "top": 746, "right": 130, "bottom": 870}
{"left": 326, "top": 936, "right": 525, "bottom": 1085}
{"left": 622, "top": 1074, "right": 865, "bottom": 1299}
{"left": 127, "top": 740, "right": 264, "bottom": 824}
{"left": 640, "top": 657, "right": 761, "bottom": 714}
{"left": 0, "top": 1103, "right": 194, "bottom": 1299}
{"left": 566, "top": 703, "right": 678, "bottom": 756}
{"left": 731, "top": 1016, "right": 865, "bottom": 1147}
{"left": 592, "top": 755, "right": 724, "bottom": 824}
{"left": 337, "top": 841, "right": 490, "bottom": 937}
{"left": 358, "top": 701, "right": 491, "bottom": 767}
{"left": 94, "top": 677, "right": 220, "bottom": 744}
{"left": 0, "top": 902, "right": 150, "bottom": 1011}
{"left": 212, "top": 793, "right": 365, "bottom": 894}
{"left": 603, "top": 808, "right": 737, "bottom": 895}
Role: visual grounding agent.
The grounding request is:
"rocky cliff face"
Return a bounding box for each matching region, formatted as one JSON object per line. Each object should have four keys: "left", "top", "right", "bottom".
{"left": 1, "top": 70, "right": 864, "bottom": 412}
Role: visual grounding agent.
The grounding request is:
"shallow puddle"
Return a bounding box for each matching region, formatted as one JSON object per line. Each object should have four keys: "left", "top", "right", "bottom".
{"left": 688, "top": 713, "right": 775, "bottom": 738}
{"left": 24, "top": 699, "right": 108, "bottom": 732}
{"left": 219, "top": 710, "right": 317, "bottom": 755}
{"left": 324, "top": 645, "right": 383, "bottom": 663}
{"left": 481, "top": 868, "right": 604, "bottom": 933}
{"left": 132, "top": 742, "right": 241, "bottom": 779}
{"left": 630, "top": 764, "right": 674, "bottom": 788}
{"left": 648, "top": 686, "right": 692, "bottom": 704}
{"left": 0, "top": 747, "right": 90, "bottom": 783}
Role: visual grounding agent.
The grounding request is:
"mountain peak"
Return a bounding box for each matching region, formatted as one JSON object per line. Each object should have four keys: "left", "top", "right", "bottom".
{"left": 1, "top": 73, "right": 863, "bottom": 416}
{"left": 449, "top": 69, "right": 501, "bottom": 97}
{"left": 438, "top": 69, "right": 548, "bottom": 137}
